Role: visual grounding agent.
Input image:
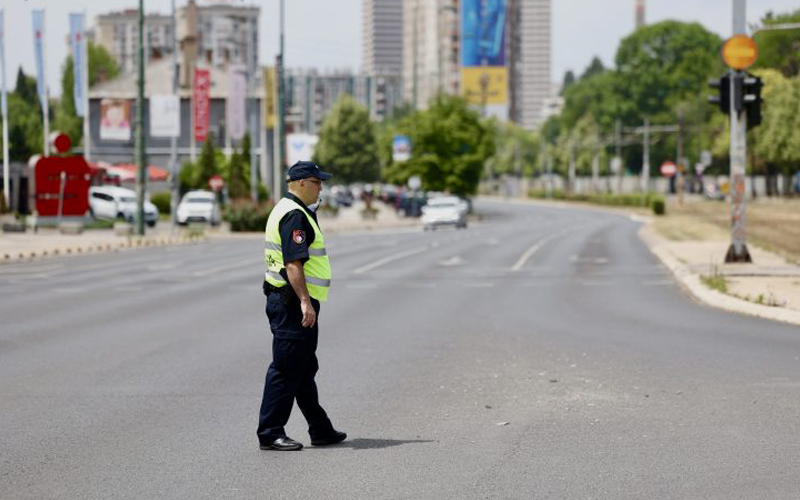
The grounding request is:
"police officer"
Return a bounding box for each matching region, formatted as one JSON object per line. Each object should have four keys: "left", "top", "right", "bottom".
{"left": 257, "top": 161, "right": 346, "bottom": 451}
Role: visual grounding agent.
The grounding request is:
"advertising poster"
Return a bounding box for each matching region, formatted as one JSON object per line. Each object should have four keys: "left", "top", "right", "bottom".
{"left": 149, "top": 95, "right": 181, "bottom": 138}
{"left": 99, "top": 98, "right": 131, "bottom": 141}
{"left": 193, "top": 69, "right": 211, "bottom": 142}
{"left": 460, "top": 0, "right": 508, "bottom": 119}
{"left": 263, "top": 66, "right": 276, "bottom": 129}
{"left": 392, "top": 135, "right": 411, "bottom": 163}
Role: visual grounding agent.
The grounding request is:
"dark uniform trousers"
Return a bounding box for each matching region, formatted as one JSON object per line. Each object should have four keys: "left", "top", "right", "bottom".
{"left": 257, "top": 290, "right": 334, "bottom": 444}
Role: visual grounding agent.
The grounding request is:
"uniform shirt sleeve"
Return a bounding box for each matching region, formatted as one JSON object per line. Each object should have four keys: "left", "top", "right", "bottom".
{"left": 279, "top": 209, "right": 316, "bottom": 264}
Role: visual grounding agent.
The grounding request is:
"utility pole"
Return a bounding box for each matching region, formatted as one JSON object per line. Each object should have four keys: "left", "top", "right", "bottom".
{"left": 169, "top": 0, "right": 178, "bottom": 227}
{"left": 248, "top": 17, "right": 258, "bottom": 202}
{"left": 273, "top": 0, "right": 286, "bottom": 203}
{"left": 615, "top": 119, "right": 622, "bottom": 194}
{"left": 726, "top": 0, "right": 752, "bottom": 262}
{"left": 82, "top": 10, "right": 90, "bottom": 163}
{"left": 641, "top": 117, "right": 650, "bottom": 193}
{"left": 135, "top": 0, "right": 146, "bottom": 236}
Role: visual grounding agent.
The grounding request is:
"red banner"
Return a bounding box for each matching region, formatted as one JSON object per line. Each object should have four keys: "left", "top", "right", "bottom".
{"left": 193, "top": 69, "right": 211, "bottom": 142}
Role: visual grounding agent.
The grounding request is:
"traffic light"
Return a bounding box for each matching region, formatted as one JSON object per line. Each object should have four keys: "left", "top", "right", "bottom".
{"left": 742, "top": 73, "right": 763, "bottom": 129}
{"left": 708, "top": 73, "right": 731, "bottom": 114}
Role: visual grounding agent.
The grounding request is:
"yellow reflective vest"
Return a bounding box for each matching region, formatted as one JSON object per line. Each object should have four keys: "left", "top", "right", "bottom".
{"left": 264, "top": 198, "right": 331, "bottom": 302}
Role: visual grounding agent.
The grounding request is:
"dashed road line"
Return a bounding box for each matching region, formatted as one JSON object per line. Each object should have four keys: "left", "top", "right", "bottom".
{"left": 352, "top": 246, "right": 428, "bottom": 275}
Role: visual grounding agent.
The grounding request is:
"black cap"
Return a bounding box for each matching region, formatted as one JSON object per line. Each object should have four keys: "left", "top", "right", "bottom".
{"left": 286, "top": 161, "right": 332, "bottom": 182}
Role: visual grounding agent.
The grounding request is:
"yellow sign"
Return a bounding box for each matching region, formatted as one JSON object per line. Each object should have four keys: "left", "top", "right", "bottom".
{"left": 263, "top": 66, "right": 276, "bottom": 129}
{"left": 460, "top": 67, "right": 507, "bottom": 105}
{"left": 722, "top": 35, "right": 758, "bottom": 70}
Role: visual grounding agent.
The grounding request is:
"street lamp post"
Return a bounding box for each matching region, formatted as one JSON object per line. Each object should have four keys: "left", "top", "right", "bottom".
{"left": 135, "top": 0, "right": 146, "bottom": 236}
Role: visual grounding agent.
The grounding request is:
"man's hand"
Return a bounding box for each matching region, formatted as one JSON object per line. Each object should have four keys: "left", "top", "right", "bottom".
{"left": 300, "top": 299, "right": 316, "bottom": 328}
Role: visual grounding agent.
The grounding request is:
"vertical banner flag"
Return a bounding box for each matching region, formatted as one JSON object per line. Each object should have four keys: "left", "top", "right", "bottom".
{"left": 193, "top": 69, "right": 210, "bottom": 142}
{"left": 460, "top": 0, "right": 508, "bottom": 120}
{"left": 149, "top": 95, "right": 181, "bottom": 138}
{"left": 32, "top": 10, "right": 47, "bottom": 110}
{"left": 263, "top": 66, "right": 276, "bottom": 129}
{"left": 69, "top": 14, "right": 86, "bottom": 117}
{"left": 227, "top": 65, "right": 246, "bottom": 141}
{"left": 99, "top": 99, "right": 132, "bottom": 141}
{"left": 0, "top": 9, "right": 7, "bottom": 118}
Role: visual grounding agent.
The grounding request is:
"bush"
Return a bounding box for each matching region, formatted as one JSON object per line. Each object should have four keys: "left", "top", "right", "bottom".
{"left": 223, "top": 200, "right": 273, "bottom": 232}
{"left": 651, "top": 196, "right": 666, "bottom": 215}
{"left": 150, "top": 192, "right": 171, "bottom": 215}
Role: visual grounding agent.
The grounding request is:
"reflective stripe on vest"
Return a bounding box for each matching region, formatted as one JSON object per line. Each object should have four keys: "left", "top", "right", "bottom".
{"left": 264, "top": 198, "right": 332, "bottom": 301}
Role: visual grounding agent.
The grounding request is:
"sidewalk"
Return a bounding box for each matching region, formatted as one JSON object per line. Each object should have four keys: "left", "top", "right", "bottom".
{"left": 0, "top": 200, "right": 421, "bottom": 264}
{"left": 640, "top": 220, "right": 800, "bottom": 326}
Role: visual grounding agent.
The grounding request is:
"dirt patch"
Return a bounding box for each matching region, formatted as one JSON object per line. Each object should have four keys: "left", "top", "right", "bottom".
{"left": 653, "top": 198, "right": 800, "bottom": 264}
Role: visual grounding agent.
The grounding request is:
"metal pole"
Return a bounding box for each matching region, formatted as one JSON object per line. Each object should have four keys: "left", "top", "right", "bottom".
{"left": 1, "top": 8, "right": 9, "bottom": 208}
{"left": 726, "top": 0, "right": 752, "bottom": 262}
{"left": 642, "top": 118, "right": 650, "bottom": 192}
{"left": 82, "top": 10, "right": 91, "bottom": 163}
{"left": 615, "top": 118, "right": 622, "bottom": 194}
{"left": 274, "top": 0, "right": 286, "bottom": 202}
{"left": 169, "top": 0, "right": 178, "bottom": 227}
{"left": 248, "top": 17, "right": 258, "bottom": 202}
{"left": 135, "top": 0, "right": 146, "bottom": 235}
{"left": 568, "top": 142, "right": 576, "bottom": 193}
{"left": 42, "top": 13, "right": 50, "bottom": 157}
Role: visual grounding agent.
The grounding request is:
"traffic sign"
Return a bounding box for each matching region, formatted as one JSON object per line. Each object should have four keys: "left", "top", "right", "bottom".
{"left": 208, "top": 175, "right": 225, "bottom": 192}
{"left": 722, "top": 35, "right": 758, "bottom": 70}
{"left": 660, "top": 161, "right": 677, "bottom": 177}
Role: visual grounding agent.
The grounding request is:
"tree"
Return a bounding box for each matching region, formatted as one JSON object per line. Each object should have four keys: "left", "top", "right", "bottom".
{"left": 226, "top": 133, "right": 250, "bottom": 199}
{"left": 383, "top": 94, "right": 494, "bottom": 196}
{"left": 196, "top": 132, "right": 221, "bottom": 188}
{"left": 312, "top": 94, "right": 379, "bottom": 184}
{"left": 753, "top": 9, "right": 800, "bottom": 77}
{"left": 1, "top": 69, "right": 43, "bottom": 162}
{"left": 55, "top": 42, "right": 120, "bottom": 146}
{"left": 580, "top": 56, "right": 605, "bottom": 81}
{"left": 485, "top": 120, "right": 541, "bottom": 178}
{"left": 560, "top": 70, "right": 576, "bottom": 95}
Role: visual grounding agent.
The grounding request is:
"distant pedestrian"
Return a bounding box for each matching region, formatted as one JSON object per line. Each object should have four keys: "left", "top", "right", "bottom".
{"left": 257, "top": 161, "right": 346, "bottom": 451}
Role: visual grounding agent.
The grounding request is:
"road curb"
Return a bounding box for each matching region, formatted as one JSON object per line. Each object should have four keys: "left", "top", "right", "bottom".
{"left": 638, "top": 223, "right": 800, "bottom": 327}
{"left": 1, "top": 234, "right": 208, "bottom": 264}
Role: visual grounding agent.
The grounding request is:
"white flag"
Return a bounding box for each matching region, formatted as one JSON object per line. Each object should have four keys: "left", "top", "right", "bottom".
{"left": 32, "top": 10, "right": 47, "bottom": 110}
{"left": 1, "top": 10, "right": 7, "bottom": 118}
{"left": 149, "top": 95, "right": 181, "bottom": 138}
{"left": 227, "top": 65, "right": 246, "bottom": 141}
{"left": 69, "top": 13, "right": 86, "bottom": 117}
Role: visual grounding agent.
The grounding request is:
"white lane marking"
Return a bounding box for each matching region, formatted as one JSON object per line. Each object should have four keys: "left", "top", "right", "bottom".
{"left": 439, "top": 256, "right": 464, "bottom": 267}
{"left": 191, "top": 259, "right": 253, "bottom": 277}
{"left": 579, "top": 281, "right": 613, "bottom": 287}
{"left": 352, "top": 246, "right": 428, "bottom": 275}
{"left": 511, "top": 231, "right": 569, "bottom": 272}
{"left": 52, "top": 287, "right": 86, "bottom": 293}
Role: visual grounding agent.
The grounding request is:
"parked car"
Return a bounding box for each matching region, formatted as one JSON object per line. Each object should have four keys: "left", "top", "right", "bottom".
{"left": 88, "top": 186, "right": 159, "bottom": 227}
{"left": 421, "top": 196, "right": 468, "bottom": 230}
{"left": 176, "top": 190, "right": 221, "bottom": 226}
{"left": 398, "top": 192, "right": 427, "bottom": 217}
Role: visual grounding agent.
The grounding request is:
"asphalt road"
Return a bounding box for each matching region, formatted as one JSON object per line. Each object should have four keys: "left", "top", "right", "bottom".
{"left": 2, "top": 199, "right": 799, "bottom": 499}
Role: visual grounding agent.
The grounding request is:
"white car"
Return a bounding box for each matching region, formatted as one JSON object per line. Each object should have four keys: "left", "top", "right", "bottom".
{"left": 176, "top": 190, "right": 221, "bottom": 226}
{"left": 421, "top": 196, "right": 468, "bottom": 231}
{"left": 89, "top": 186, "right": 159, "bottom": 227}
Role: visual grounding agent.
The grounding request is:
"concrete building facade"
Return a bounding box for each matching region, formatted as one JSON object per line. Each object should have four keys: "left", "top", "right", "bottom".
{"left": 362, "top": 0, "right": 404, "bottom": 76}
{"left": 94, "top": 10, "right": 174, "bottom": 74}
{"left": 509, "top": 0, "right": 552, "bottom": 130}
{"left": 402, "top": 0, "right": 459, "bottom": 110}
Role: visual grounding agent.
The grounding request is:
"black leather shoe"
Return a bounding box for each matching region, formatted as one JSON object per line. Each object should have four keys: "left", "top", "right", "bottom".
{"left": 260, "top": 436, "right": 303, "bottom": 451}
{"left": 311, "top": 430, "right": 347, "bottom": 446}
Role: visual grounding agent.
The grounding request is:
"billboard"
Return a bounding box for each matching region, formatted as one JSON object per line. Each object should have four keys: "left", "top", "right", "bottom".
{"left": 460, "top": 0, "right": 508, "bottom": 120}
{"left": 392, "top": 135, "right": 411, "bottom": 163}
{"left": 263, "top": 66, "right": 276, "bottom": 129}
{"left": 286, "top": 133, "right": 318, "bottom": 168}
{"left": 149, "top": 95, "right": 180, "bottom": 138}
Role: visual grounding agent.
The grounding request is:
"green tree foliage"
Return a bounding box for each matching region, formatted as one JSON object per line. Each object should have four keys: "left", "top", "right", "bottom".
{"left": 312, "top": 94, "right": 380, "bottom": 184}
{"left": 1, "top": 69, "right": 44, "bottom": 162}
{"left": 580, "top": 56, "right": 605, "bottom": 81}
{"left": 196, "top": 132, "right": 221, "bottom": 189}
{"left": 227, "top": 139, "right": 250, "bottom": 200}
{"left": 753, "top": 9, "right": 800, "bottom": 77}
{"left": 383, "top": 94, "right": 494, "bottom": 196}
{"left": 485, "top": 120, "right": 541, "bottom": 177}
{"left": 55, "top": 42, "right": 120, "bottom": 146}
{"left": 560, "top": 70, "right": 576, "bottom": 96}
{"left": 753, "top": 71, "right": 800, "bottom": 166}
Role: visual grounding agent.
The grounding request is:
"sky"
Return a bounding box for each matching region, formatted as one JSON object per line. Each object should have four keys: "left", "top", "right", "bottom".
{"left": 1, "top": 0, "right": 798, "bottom": 98}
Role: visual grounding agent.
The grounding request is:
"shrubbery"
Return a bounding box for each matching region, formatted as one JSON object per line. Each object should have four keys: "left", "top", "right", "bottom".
{"left": 528, "top": 190, "right": 666, "bottom": 215}
{"left": 150, "top": 192, "right": 171, "bottom": 215}
{"left": 223, "top": 200, "right": 273, "bottom": 232}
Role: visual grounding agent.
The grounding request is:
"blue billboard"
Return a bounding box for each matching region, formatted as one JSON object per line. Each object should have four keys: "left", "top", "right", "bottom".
{"left": 461, "top": 0, "right": 507, "bottom": 67}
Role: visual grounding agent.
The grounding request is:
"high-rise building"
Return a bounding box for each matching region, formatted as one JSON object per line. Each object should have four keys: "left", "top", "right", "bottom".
{"left": 362, "top": 0, "right": 404, "bottom": 76}
{"left": 402, "top": 0, "right": 459, "bottom": 109}
{"left": 94, "top": 10, "right": 173, "bottom": 74}
{"left": 95, "top": 1, "right": 259, "bottom": 79}
{"left": 509, "top": 0, "right": 551, "bottom": 130}
{"left": 635, "top": 0, "right": 646, "bottom": 30}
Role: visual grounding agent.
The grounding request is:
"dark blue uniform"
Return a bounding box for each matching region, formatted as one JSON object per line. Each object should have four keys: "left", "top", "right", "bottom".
{"left": 257, "top": 194, "right": 335, "bottom": 445}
